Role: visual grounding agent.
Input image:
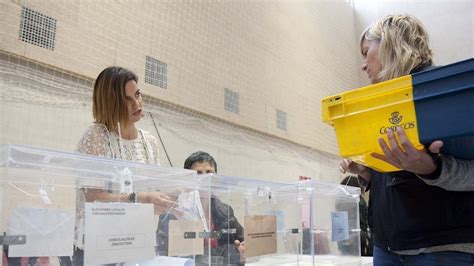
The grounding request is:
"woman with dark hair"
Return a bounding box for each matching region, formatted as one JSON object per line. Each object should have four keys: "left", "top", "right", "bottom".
{"left": 78, "top": 66, "right": 159, "bottom": 163}
{"left": 73, "top": 67, "right": 173, "bottom": 265}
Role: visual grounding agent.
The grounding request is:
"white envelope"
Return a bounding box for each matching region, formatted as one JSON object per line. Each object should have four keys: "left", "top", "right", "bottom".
{"left": 8, "top": 207, "right": 75, "bottom": 257}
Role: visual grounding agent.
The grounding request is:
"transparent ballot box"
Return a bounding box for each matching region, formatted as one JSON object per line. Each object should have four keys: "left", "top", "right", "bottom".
{"left": 295, "top": 180, "right": 362, "bottom": 266}
{"left": 0, "top": 144, "right": 202, "bottom": 265}
{"left": 192, "top": 174, "right": 304, "bottom": 266}
{"left": 0, "top": 144, "right": 362, "bottom": 265}
{"left": 189, "top": 176, "right": 363, "bottom": 266}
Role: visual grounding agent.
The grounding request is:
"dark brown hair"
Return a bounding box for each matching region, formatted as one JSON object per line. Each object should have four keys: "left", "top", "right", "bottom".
{"left": 92, "top": 67, "right": 138, "bottom": 132}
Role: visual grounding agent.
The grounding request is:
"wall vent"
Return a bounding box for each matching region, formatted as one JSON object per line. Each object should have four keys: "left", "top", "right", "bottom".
{"left": 145, "top": 56, "right": 168, "bottom": 89}
{"left": 19, "top": 7, "right": 57, "bottom": 50}
{"left": 276, "top": 109, "right": 287, "bottom": 130}
{"left": 224, "top": 88, "right": 240, "bottom": 114}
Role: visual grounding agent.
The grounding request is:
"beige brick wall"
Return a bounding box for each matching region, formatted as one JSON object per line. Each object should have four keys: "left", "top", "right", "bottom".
{"left": 1, "top": 0, "right": 363, "bottom": 156}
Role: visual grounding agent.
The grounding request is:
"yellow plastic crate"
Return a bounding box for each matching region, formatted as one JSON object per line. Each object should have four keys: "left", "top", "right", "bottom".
{"left": 322, "top": 75, "right": 424, "bottom": 172}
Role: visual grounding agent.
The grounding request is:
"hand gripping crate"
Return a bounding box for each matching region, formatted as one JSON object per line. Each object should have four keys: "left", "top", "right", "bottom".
{"left": 322, "top": 58, "right": 474, "bottom": 172}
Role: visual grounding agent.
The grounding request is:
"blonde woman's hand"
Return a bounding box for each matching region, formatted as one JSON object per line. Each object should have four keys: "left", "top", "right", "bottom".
{"left": 371, "top": 127, "right": 442, "bottom": 175}
{"left": 340, "top": 159, "right": 371, "bottom": 181}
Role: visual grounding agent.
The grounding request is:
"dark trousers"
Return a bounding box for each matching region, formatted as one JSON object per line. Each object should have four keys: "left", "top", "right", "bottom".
{"left": 374, "top": 245, "right": 474, "bottom": 266}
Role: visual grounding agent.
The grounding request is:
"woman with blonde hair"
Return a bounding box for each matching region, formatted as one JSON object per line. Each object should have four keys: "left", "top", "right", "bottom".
{"left": 341, "top": 14, "right": 474, "bottom": 265}
{"left": 360, "top": 14, "right": 433, "bottom": 84}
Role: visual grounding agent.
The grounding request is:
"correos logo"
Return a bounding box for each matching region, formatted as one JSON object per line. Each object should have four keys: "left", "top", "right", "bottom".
{"left": 379, "top": 111, "right": 415, "bottom": 134}
{"left": 388, "top": 112, "right": 403, "bottom": 125}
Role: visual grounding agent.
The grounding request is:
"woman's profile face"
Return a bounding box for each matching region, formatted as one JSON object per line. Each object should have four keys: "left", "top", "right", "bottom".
{"left": 124, "top": 80, "right": 144, "bottom": 124}
{"left": 360, "top": 38, "right": 382, "bottom": 84}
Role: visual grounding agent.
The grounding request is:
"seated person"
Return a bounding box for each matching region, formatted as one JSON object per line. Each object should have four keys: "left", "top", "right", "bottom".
{"left": 157, "top": 151, "right": 244, "bottom": 265}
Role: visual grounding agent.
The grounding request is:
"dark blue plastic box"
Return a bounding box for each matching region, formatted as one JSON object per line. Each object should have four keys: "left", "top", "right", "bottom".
{"left": 413, "top": 58, "right": 474, "bottom": 159}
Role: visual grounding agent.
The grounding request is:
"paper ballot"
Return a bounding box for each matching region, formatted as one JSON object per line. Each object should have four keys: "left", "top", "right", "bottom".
{"left": 8, "top": 207, "right": 75, "bottom": 257}
{"left": 331, "top": 211, "right": 349, "bottom": 242}
{"left": 84, "top": 202, "right": 155, "bottom": 265}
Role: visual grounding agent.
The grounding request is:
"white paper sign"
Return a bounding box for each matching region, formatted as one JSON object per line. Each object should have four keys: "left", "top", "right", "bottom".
{"left": 8, "top": 207, "right": 75, "bottom": 257}
{"left": 84, "top": 202, "right": 155, "bottom": 265}
{"left": 331, "top": 211, "right": 349, "bottom": 242}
